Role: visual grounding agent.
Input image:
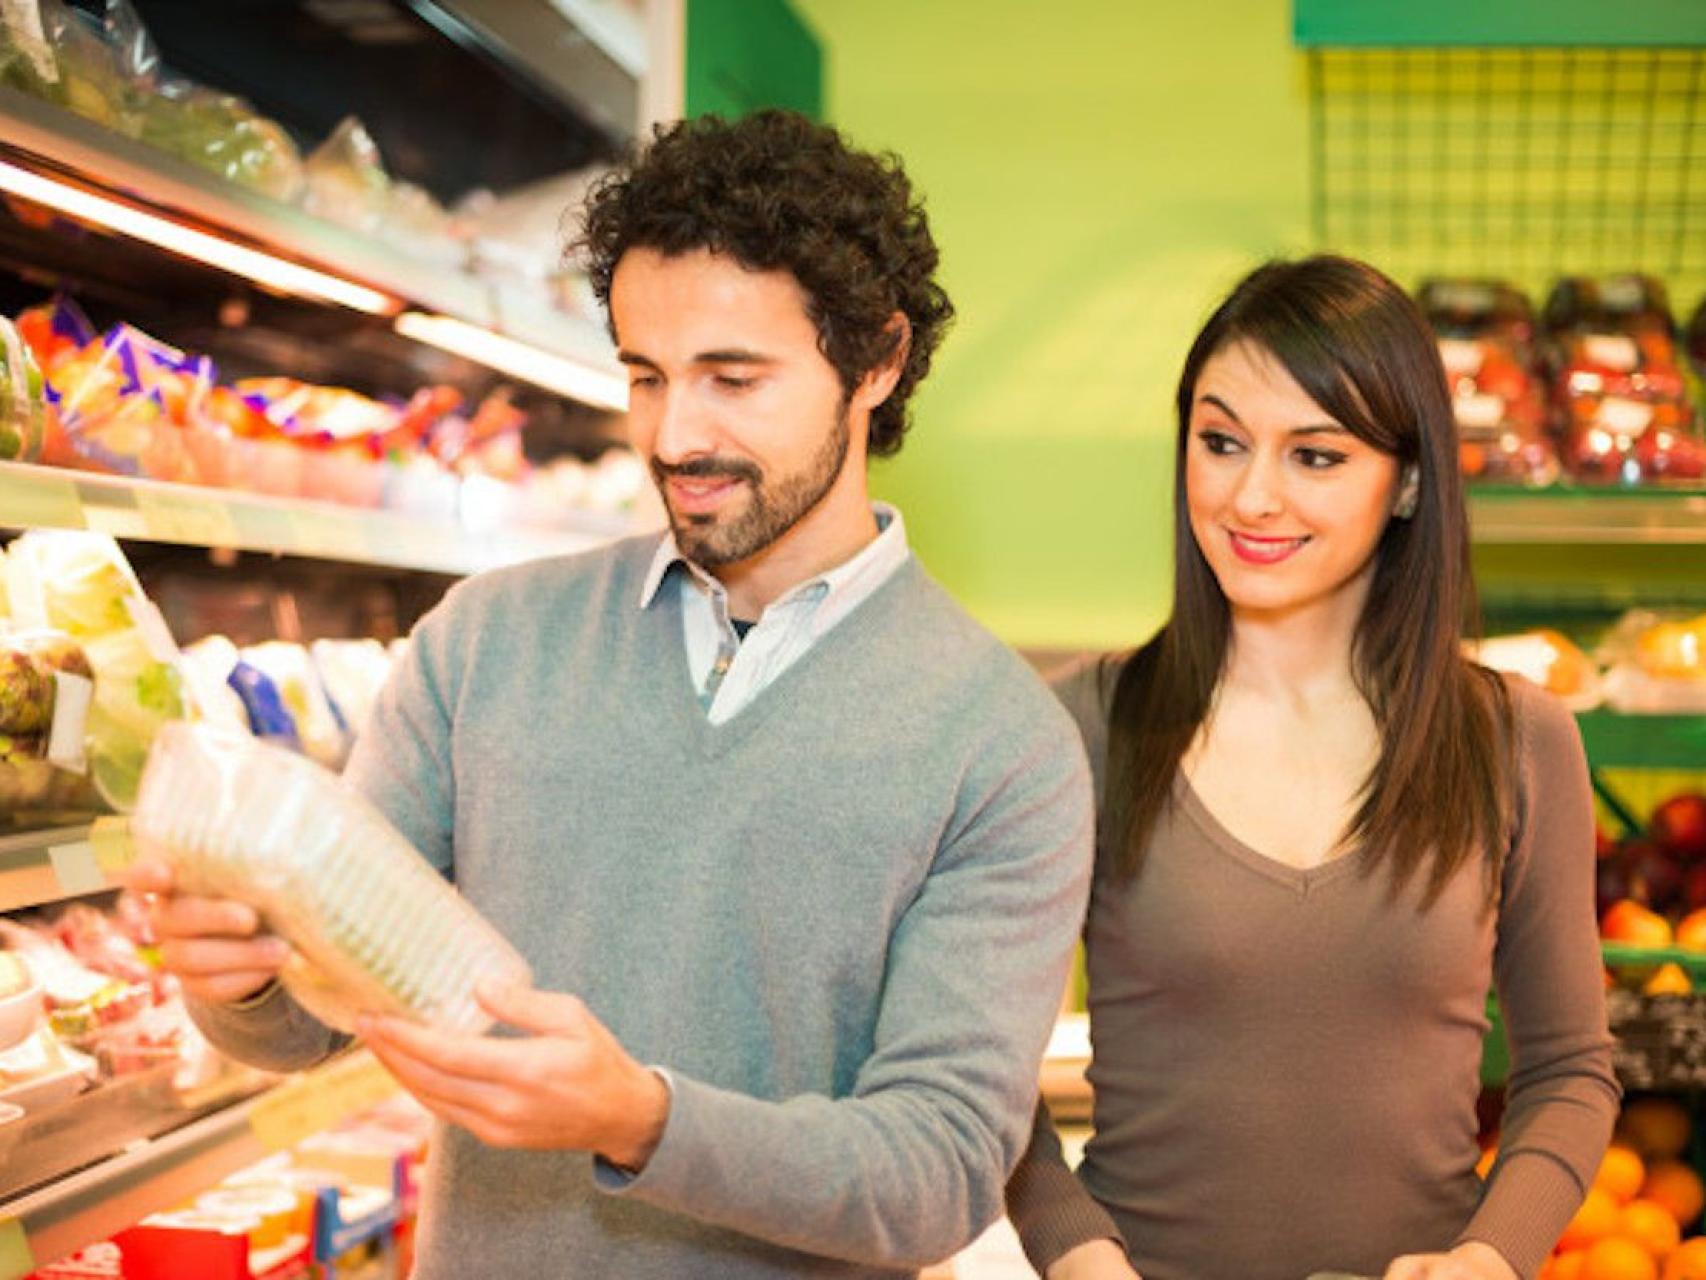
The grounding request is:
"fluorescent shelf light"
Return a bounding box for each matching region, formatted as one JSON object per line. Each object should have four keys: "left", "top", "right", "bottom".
{"left": 394, "top": 311, "right": 628, "bottom": 412}
{"left": 0, "top": 158, "right": 397, "bottom": 315}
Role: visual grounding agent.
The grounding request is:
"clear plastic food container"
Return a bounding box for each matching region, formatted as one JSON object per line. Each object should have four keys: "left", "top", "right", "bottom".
{"left": 131, "top": 722, "right": 529, "bottom": 1035}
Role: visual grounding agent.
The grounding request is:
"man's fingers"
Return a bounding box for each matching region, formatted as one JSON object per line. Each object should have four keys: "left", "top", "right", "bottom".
{"left": 120, "top": 859, "right": 174, "bottom": 894}
{"left": 181, "top": 970, "right": 281, "bottom": 1006}
{"left": 152, "top": 895, "right": 263, "bottom": 941}
{"left": 475, "top": 980, "right": 584, "bottom": 1036}
{"left": 158, "top": 936, "right": 288, "bottom": 979}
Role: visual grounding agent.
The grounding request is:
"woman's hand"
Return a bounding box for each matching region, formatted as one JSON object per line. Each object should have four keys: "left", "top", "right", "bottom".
{"left": 1383, "top": 1241, "right": 1518, "bottom": 1280}
{"left": 1046, "top": 1238, "right": 1142, "bottom": 1280}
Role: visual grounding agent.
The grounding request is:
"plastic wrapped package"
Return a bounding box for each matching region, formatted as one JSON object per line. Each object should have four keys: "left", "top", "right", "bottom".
{"left": 132, "top": 723, "right": 531, "bottom": 1034}
{"left": 309, "top": 639, "right": 392, "bottom": 743}
{"left": 239, "top": 641, "right": 345, "bottom": 767}
{"left": 1470, "top": 630, "right": 1602, "bottom": 711}
{"left": 4, "top": 531, "right": 186, "bottom": 810}
{"left": 0, "top": 630, "right": 91, "bottom": 735}
{"left": 1598, "top": 610, "right": 1706, "bottom": 714}
{"left": 177, "top": 636, "right": 254, "bottom": 736}
{"left": 0, "top": 0, "right": 139, "bottom": 133}
{"left": 137, "top": 79, "right": 303, "bottom": 202}
{"left": 0, "top": 315, "right": 47, "bottom": 462}
{"left": 302, "top": 116, "right": 390, "bottom": 233}
{"left": 1438, "top": 335, "right": 1558, "bottom": 486}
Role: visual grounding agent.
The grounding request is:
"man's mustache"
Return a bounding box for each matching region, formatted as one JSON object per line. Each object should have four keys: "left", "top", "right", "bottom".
{"left": 651, "top": 457, "right": 763, "bottom": 486}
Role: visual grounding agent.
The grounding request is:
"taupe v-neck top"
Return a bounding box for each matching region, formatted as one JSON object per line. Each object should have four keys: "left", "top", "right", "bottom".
{"left": 1006, "top": 657, "right": 1618, "bottom": 1280}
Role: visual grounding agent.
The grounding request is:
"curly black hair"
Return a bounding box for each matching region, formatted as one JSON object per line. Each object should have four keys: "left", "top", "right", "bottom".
{"left": 575, "top": 109, "right": 954, "bottom": 457}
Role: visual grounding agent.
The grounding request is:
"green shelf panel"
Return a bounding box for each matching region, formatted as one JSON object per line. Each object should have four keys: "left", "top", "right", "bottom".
{"left": 1603, "top": 941, "right": 1706, "bottom": 976}
{"left": 1295, "top": 0, "right": 1706, "bottom": 48}
{"left": 1577, "top": 710, "right": 1706, "bottom": 771}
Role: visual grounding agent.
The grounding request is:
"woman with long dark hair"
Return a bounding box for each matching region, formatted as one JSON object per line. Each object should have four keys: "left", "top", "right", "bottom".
{"left": 1006, "top": 257, "right": 1617, "bottom": 1280}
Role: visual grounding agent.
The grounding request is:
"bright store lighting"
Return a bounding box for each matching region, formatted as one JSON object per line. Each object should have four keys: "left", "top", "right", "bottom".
{"left": 0, "top": 159, "right": 397, "bottom": 315}
{"left": 394, "top": 311, "right": 629, "bottom": 413}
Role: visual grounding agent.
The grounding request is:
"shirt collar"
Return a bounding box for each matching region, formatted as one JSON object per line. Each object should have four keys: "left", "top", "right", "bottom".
{"left": 638, "top": 502, "right": 909, "bottom": 619}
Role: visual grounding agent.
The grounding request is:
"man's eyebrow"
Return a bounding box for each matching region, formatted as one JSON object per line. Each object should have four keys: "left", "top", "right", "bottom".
{"left": 694, "top": 349, "right": 779, "bottom": 365}
{"left": 617, "top": 350, "right": 659, "bottom": 369}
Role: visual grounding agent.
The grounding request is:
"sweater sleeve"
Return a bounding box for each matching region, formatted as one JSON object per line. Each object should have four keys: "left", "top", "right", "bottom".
{"left": 596, "top": 686, "right": 1097, "bottom": 1269}
{"left": 1006, "top": 1098, "right": 1126, "bottom": 1273}
{"left": 189, "top": 590, "right": 463, "bottom": 1072}
{"left": 1455, "top": 680, "right": 1620, "bottom": 1279}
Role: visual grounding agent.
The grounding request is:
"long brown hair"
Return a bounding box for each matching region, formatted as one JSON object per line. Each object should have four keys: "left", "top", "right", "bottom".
{"left": 1103, "top": 256, "right": 1513, "bottom": 906}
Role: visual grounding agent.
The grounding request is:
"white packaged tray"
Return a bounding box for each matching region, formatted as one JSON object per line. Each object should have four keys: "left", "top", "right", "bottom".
{"left": 132, "top": 722, "right": 529, "bottom": 1035}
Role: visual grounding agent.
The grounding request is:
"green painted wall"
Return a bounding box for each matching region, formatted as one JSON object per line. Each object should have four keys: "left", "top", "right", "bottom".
{"left": 792, "top": 0, "right": 1313, "bottom": 648}
{"left": 686, "top": 0, "right": 824, "bottom": 119}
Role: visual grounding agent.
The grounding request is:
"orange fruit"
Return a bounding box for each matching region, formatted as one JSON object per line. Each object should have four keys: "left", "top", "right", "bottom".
{"left": 1663, "top": 1238, "right": 1706, "bottom": 1280}
{"left": 1622, "top": 1200, "right": 1684, "bottom": 1259}
{"left": 1566, "top": 1188, "right": 1633, "bottom": 1251}
{"left": 1477, "top": 1145, "right": 1499, "bottom": 1179}
{"left": 1647, "top": 964, "right": 1695, "bottom": 996}
{"left": 1582, "top": 1237, "right": 1659, "bottom": 1280}
{"left": 1601, "top": 1148, "right": 1653, "bottom": 1204}
{"left": 1548, "top": 1250, "right": 1586, "bottom": 1280}
{"left": 1621, "top": 1101, "right": 1695, "bottom": 1161}
{"left": 1647, "top": 1164, "right": 1706, "bottom": 1230}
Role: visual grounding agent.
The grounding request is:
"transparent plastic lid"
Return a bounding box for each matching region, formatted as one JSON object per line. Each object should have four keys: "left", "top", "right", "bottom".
{"left": 132, "top": 722, "right": 530, "bottom": 1035}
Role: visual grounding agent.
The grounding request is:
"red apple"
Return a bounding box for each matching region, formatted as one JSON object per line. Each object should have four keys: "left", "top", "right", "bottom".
{"left": 1652, "top": 793, "right": 1706, "bottom": 862}
{"left": 1623, "top": 840, "right": 1685, "bottom": 915}
{"left": 1684, "top": 863, "right": 1706, "bottom": 913}
{"left": 1602, "top": 898, "right": 1675, "bottom": 948}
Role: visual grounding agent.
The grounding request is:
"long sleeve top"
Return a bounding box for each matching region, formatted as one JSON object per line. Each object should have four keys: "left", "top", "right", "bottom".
{"left": 1006, "top": 656, "right": 1618, "bottom": 1280}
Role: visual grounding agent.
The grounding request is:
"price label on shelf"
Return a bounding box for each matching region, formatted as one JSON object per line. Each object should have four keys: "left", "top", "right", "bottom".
{"left": 286, "top": 509, "right": 374, "bottom": 562}
{"left": 135, "top": 489, "right": 239, "bottom": 548}
{"left": 249, "top": 1051, "right": 397, "bottom": 1151}
{"left": 89, "top": 817, "right": 136, "bottom": 875}
{"left": 0, "top": 467, "right": 83, "bottom": 531}
{"left": 0, "top": 1217, "right": 35, "bottom": 1280}
{"left": 230, "top": 503, "right": 296, "bottom": 553}
{"left": 47, "top": 839, "right": 103, "bottom": 897}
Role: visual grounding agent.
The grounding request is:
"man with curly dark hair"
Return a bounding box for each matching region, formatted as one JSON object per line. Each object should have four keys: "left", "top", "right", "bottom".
{"left": 157, "top": 109, "right": 1092, "bottom": 1280}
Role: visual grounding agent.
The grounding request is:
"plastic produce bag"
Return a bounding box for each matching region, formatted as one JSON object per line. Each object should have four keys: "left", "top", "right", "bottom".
{"left": 239, "top": 641, "right": 345, "bottom": 767}
{"left": 303, "top": 116, "right": 390, "bottom": 233}
{"left": 137, "top": 78, "right": 303, "bottom": 202}
{"left": 132, "top": 722, "right": 531, "bottom": 1034}
{"left": 4, "top": 531, "right": 186, "bottom": 809}
{"left": 0, "top": 315, "right": 46, "bottom": 462}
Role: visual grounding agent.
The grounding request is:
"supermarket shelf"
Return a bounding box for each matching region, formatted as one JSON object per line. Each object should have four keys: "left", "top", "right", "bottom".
{"left": 0, "top": 462, "right": 634, "bottom": 576}
{"left": 0, "top": 86, "right": 623, "bottom": 403}
{"left": 1577, "top": 710, "right": 1706, "bottom": 771}
{"left": 1294, "top": 0, "right": 1706, "bottom": 47}
{"left": 0, "top": 825, "right": 108, "bottom": 915}
{"left": 1603, "top": 941, "right": 1706, "bottom": 977}
{"left": 1469, "top": 489, "right": 1706, "bottom": 545}
{"left": 1, "top": 1051, "right": 396, "bottom": 1278}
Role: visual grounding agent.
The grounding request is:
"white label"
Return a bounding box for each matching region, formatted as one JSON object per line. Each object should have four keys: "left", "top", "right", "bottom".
{"left": 1599, "top": 397, "right": 1654, "bottom": 435}
{"left": 1601, "top": 277, "right": 1646, "bottom": 311}
{"left": 45, "top": 669, "right": 91, "bottom": 773}
{"left": 48, "top": 840, "right": 103, "bottom": 896}
{"left": 1437, "top": 339, "right": 1486, "bottom": 378}
{"left": 1583, "top": 334, "right": 1639, "bottom": 373}
{"left": 124, "top": 596, "right": 180, "bottom": 663}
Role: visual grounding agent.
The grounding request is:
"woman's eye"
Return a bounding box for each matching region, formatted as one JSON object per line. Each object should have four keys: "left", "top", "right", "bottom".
{"left": 1295, "top": 447, "right": 1348, "bottom": 470}
{"left": 1197, "top": 430, "right": 1242, "bottom": 456}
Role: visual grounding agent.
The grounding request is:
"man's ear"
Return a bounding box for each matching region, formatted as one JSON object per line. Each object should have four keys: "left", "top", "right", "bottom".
{"left": 854, "top": 312, "right": 911, "bottom": 412}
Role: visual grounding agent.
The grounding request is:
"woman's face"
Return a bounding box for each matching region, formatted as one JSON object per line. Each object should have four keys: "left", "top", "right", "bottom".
{"left": 1185, "top": 340, "right": 1409, "bottom": 619}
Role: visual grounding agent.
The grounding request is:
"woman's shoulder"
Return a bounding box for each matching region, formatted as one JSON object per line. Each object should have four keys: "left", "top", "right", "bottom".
{"left": 1044, "top": 650, "right": 1130, "bottom": 727}
{"left": 1486, "top": 668, "right": 1584, "bottom": 766}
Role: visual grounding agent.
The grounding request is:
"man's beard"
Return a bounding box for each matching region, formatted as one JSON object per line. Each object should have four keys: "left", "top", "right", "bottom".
{"left": 653, "top": 401, "right": 852, "bottom": 569}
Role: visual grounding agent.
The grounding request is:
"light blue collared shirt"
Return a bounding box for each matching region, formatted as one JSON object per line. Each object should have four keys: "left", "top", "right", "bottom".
{"left": 638, "top": 503, "right": 911, "bottom": 724}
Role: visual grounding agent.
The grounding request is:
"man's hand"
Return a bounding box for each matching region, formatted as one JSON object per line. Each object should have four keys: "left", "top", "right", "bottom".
{"left": 358, "top": 980, "right": 671, "bottom": 1169}
{"left": 1046, "top": 1238, "right": 1141, "bottom": 1279}
{"left": 124, "top": 860, "right": 288, "bottom": 1005}
{"left": 1383, "top": 1241, "right": 1518, "bottom": 1280}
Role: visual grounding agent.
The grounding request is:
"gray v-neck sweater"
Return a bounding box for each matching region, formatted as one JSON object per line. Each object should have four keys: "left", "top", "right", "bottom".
{"left": 1006, "top": 656, "right": 1618, "bottom": 1280}
{"left": 192, "top": 533, "right": 1095, "bottom": 1278}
